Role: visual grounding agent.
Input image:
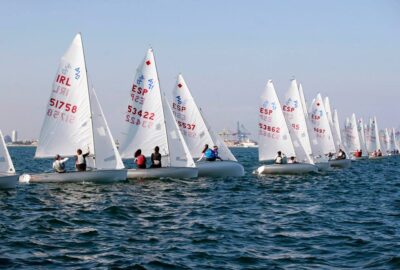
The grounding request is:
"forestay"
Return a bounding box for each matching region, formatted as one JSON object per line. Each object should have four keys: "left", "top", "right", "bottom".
{"left": 35, "top": 33, "right": 94, "bottom": 158}
{"left": 308, "top": 94, "right": 336, "bottom": 155}
{"left": 90, "top": 88, "right": 125, "bottom": 169}
{"left": 282, "top": 79, "right": 313, "bottom": 163}
{"left": 0, "top": 131, "right": 15, "bottom": 173}
{"left": 258, "top": 80, "right": 295, "bottom": 161}
{"left": 171, "top": 74, "right": 236, "bottom": 161}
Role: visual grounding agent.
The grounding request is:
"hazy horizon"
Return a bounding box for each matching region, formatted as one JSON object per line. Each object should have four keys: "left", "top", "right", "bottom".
{"left": 0, "top": 0, "right": 399, "bottom": 140}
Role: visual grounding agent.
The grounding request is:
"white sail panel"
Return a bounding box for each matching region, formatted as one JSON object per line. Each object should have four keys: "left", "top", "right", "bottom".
{"left": 35, "top": 33, "right": 94, "bottom": 158}
{"left": 282, "top": 79, "right": 313, "bottom": 163}
{"left": 162, "top": 96, "right": 195, "bottom": 167}
{"left": 90, "top": 88, "right": 125, "bottom": 169}
{"left": 373, "top": 117, "right": 383, "bottom": 153}
{"left": 0, "top": 131, "right": 15, "bottom": 173}
{"left": 357, "top": 118, "right": 368, "bottom": 156}
{"left": 171, "top": 74, "right": 237, "bottom": 161}
{"left": 258, "top": 80, "right": 295, "bottom": 161}
{"left": 345, "top": 113, "right": 361, "bottom": 153}
{"left": 119, "top": 49, "right": 168, "bottom": 159}
{"left": 365, "top": 118, "right": 377, "bottom": 153}
{"left": 332, "top": 109, "right": 343, "bottom": 148}
{"left": 298, "top": 83, "right": 308, "bottom": 117}
{"left": 308, "top": 94, "right": 336, "bottom": 155}
{"left": 324, "top": 97, "right": 333, "bottom": 124}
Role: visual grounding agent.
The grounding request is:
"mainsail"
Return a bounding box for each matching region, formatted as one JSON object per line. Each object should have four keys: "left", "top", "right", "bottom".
{"left": 35, "top": 33, "right": 94, "bottom": 158}
{"left": 259, "top": 80, "right": 295, "bottom": 161}
{"left": 0, "top": 131, "right": 15, "bottom": 173}
{"left": 171, "top": 74, "right": 236, "bottom": 161}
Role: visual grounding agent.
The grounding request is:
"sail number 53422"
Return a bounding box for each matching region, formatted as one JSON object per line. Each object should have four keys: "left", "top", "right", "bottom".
{"left": 127, "top": 105, "right": 155, "bottom": 120}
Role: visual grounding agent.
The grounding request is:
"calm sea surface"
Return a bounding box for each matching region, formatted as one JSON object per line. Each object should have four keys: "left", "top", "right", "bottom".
{"left": 1, "top": 147, "right": 400, "bottom": 269}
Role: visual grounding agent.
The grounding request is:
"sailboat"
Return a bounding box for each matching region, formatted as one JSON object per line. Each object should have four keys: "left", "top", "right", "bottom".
{"left": 345, "top": 113, "right": 363, "bottom": 158}
{"left": 19, "top": 34, "right": 126, "bottom": 183}
{"left": 119, "top": 49, "right": 198, "bottom": 179}
{"left": 0, "top": 131, "right": 18, "bottom": 188}
{"left": 356, "top": 117, "right": 369, "bottom": 158}
{"left": 171, "top": 74, "right": 244, "bottom": 177}
{"left": 369, "top": 117, "right": 385, "bottom": 159}
{"left": 257, "top": 80, "right": 317, "bottom": 175}
{"left": 309, "top": 94, "right": 351, "bottom": 168}
{"left": 282, "top": 79, "right": 315, "bottom": 165}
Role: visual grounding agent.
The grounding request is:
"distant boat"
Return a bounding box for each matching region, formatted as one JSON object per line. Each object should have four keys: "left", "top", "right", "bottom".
{"left": 0, "top": 130, "right": 18, "bottom": 189}
{"left": 309, "top": 94, "right": 351, "bottom": 168}
{"left": 119, "top": 49, "right": 198, "bottom": 179}
{"left": 20, "top": 33, "right": 126, "bottom": 184}
{"left": 171, "top": 74, "right": 244, "bottom": 177}
{"left": 256, "top": 80, "right": 317, "bottom": 175}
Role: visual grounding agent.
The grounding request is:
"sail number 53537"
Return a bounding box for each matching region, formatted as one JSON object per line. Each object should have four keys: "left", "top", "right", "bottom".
{"left": 127, "top": 105, "right": 154, "bottom": 120}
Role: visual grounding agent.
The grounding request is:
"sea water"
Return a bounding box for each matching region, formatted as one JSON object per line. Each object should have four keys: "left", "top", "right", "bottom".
{"left": 0, "top": 147, "right": 399, "bottom": 269}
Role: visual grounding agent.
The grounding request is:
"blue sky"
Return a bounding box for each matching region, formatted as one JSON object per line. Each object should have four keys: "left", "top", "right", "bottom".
{"left": 0, "top": 0, "right": 399, "bottom": 140}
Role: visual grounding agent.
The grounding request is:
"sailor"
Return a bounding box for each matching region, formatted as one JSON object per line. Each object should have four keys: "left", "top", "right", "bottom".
{"left": 134, "top": 149, "right": 147, "bottom": 169}
{"left": 327, "top": 152, "right": 334, "bottom": 160}
{"left": 337, "top": 148, "right": 346, "bottom": 160}
{"left": 53, "top": 155, "right": 69, "bottom": 173}
{"left": 197, "top": 144, "right": 209, "bottom": 161}
{"left": 274, "top": 151, "right": 287, "bottom": 164}
{"left": 75, "top": 149, "right": 90, "bottom": 171}
{"left": 212, "top": 146, "right": 223, "bottom": 161}
{"left": 288, "top": 156, "right": 298, "bottom": 164}
{"left": 377, "top": 149, "right": 383, "bottom": 157}
{"left": 150, "top": 146, "right": 162, "bottom": 168}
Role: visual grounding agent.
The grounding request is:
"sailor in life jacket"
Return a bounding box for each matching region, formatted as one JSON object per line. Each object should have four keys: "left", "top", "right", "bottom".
{"left": 150, "top": 146, "right": 162, "bottom": 168}
{"left": 134, "top": 149, "right": 147, "bottom": 169}
{"left": 53, "top": 154, "right": 69, "bottom": 173}
{"left": 75, "top": 149, "right": 90, "bottom": 171}
{"left": 197, "top": 144, "right": 209, "bottom": 162}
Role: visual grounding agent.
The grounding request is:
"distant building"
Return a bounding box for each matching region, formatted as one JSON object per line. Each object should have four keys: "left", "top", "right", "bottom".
{"left": 4, "top": 135, "right": 12, "bottom": 143}
{"left": 11, "top": 130, "right": 18, "bottom": 143}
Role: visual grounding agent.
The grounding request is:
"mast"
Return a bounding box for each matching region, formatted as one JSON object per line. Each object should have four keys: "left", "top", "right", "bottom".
{"left": 80, "top": 33, "right": 96, "bottom": 168}
{"left": 152, "top": 48, "right": 171, "bottom": 166}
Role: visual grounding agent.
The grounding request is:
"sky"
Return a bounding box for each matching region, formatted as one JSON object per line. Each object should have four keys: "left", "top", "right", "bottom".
{"left": 0, "top": 0, "right": 399, "bottom": 140}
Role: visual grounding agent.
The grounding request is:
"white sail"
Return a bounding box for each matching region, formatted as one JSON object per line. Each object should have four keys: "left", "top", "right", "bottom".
{"left": 282, "top": 79, "right": 313, "bottom": 163}
{"left": 119, "top": 49, "right": 194, "bottom": 168}
{"left": 332, "top": 109, "right": 344, "bottom": 149}
{"left": 345, "top": 113, "right": 361, "bottom": 153}
{"left": 324, "top": 97, "right": 333, "bottom": 124}
{"left": 90, "top": 88, "right": 125, "bottom": 169}
{"left": 390, "top": 128, "right": 400, "bottom": 152}
{"left": 365, "top": 118, "right": 377, "bottom": 153}
{"left": 298, "top": 83, "right": 308, "bottom": 117}
{"left": 35, "top": 33, "right": 94, "bottom": 158}
{"left": 162, "top": 95, "right": 195, "bottom": 167}
{"left": 171, "top": 74, "right": 236, "bottom": 161}
{"left": 373, "top": 117, "right": 383, "bottom": 153}
{"left": 357, "top": 118, "right": 368, "bottom": 156}
{"left": 308, "top": 94, "right": 336, "bottom": 155}
{"left": 384, "top": 128, "right": 391, "bottom": 153}
{"left": 259, "top": 80, "right": 295, "bottom": 161}
{"left": 0, "top": 131, "right": 15, "bottom": 173}
{"left": 119, "top": 49, "right": 168, "bottom": 159}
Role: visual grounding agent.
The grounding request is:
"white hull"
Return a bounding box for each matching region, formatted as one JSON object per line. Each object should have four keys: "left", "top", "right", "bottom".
{"left": 352, "top": 156, "right": 369, "bottom": 160}
{"left": 127, "top": 167, "right": 198, "bottom": 179}
{"left": 196, "top": 161, "right": 245, "bottom": 177}
{"left": 315, "top": 161, "right": 332, "bottom": 171}
{"left": 369, "top": 155, "right": 385, "bottom": 160}
{"left": 0, "top": 173, "right": 19, "bottom": 189}
{"left": 19, "top": 169, "right": 127, "bottom": 184}
{"left": 329, "top": 159, "right": 352, "bottom": 168}
{"left": 257, "top": 163, "right": 318, "bottom": 175}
